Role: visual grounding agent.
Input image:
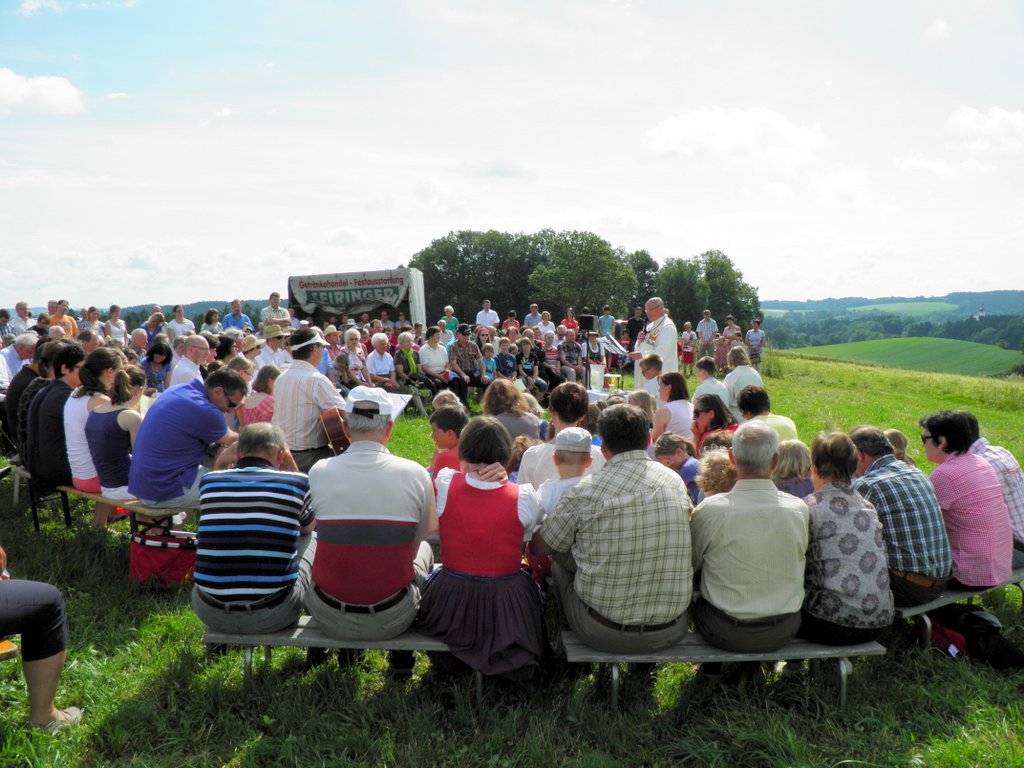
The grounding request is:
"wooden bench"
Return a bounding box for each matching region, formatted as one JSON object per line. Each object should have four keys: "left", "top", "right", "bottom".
{"left": 894, "top": 566, "right": 1024, "bottom": 646}
{"left": 202, "top": 615, "right": 484, "bottom": 698}
{"left": 561, "top": 631, "right": 886, "bottom": 708}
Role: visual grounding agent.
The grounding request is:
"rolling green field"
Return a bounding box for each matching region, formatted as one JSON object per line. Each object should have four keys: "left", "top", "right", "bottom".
{"left": 789, "top": 337, "right": 1023, "bottom": 376}
{"left": 847, "top": 301, "right": 960, "bottom": 315}
{"left": 2, "top": 356, "right": 1024, "bottom": 767}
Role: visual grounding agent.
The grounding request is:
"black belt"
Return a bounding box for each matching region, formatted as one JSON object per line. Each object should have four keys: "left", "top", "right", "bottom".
{"left": 313, "top": 584, "right": 409, "bottom": 614}
{"left": 197, "top": 586, "right": 291, "bottom": 613}
{"left": 585, "top": 605, "right": 681, "bottom": 633}
{"left": 1014, "top": 540, "right": 1024, "bottom": 553}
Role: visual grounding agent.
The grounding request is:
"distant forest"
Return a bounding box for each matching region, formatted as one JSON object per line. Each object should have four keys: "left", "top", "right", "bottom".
{"left": 761, "top": 290, "right": 1024, "bottom": 317}
{"left": 759, "top": 290, "right": 1024, "bottom": 351}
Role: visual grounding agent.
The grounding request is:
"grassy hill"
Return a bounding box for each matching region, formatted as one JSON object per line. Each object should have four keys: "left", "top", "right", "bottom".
{"left": 848, "top": 301, "right": 959, "bottom": 316}
{"left": 787, "top": 337, "right": 1023, "bottom": 377}
{"left": 2, "top": 356, "right": 1023, "bottom": 766}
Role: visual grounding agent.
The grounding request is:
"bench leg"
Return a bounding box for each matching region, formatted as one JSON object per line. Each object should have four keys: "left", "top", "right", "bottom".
{"left": 836, "top": 658, "right": 851, "bottom": 708}
{"left": 12, "top": 472, "right": 20, "bottom": 507}
{"left": 610, "top": 664, "right": 619, "bottom": 708}
{"left": 473, "top": 670, "right": 483, "bottom": 705}
{"left": 61, "top": 490, "right": 72, "bottom": 528}
{"left": 243, "top": 647, "right": 254, "bottom": 692}
{"left": 919, "top": 615, "right": 933, "bottom": 649}
{"left": 265, "top": 646, "right": 272, "bottom": 664}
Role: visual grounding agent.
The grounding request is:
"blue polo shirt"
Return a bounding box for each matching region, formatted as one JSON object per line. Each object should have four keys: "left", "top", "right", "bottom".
{"left": 222, "top": 312, "right": 254, "bottom": 331}
{"left": 128, "top": 379, "right": 227, "bottom": 502}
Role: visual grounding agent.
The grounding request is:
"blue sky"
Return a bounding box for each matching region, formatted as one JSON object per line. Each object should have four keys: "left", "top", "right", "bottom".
{"left": 2, "top": 0, "right": 1023, "bottom": 308}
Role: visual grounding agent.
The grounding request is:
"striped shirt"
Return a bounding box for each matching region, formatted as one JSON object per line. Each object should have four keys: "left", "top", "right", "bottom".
{"left": 970, "top": 438, "right": 1024, "bottom": 546}
{"left": 540, "top": 450, "right": 692, "bottom": 625}
{"left": 271, "top": 360, "right": 345, "bottom": 451}
{"left": 308, "top": 441, "right": 433, "bottom": 604}
{"left": 853, "top": 454, "right": 952, "bottom": 578}
{"left": 194, "top": 458, "right": 313, "bottom": 601}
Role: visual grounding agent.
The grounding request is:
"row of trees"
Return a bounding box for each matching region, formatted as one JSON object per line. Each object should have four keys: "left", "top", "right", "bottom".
{"left": 764, "top": 312, "right": 1024, "bottom": 351}
{"left": 405, "top": 230, "right": 761, "bottom": 329}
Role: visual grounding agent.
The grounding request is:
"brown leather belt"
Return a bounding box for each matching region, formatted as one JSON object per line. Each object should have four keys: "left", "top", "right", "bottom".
{"left": 585, "top": 605, "right": 679, "bottom": 633}
{"left": 313, "top": 585, "right": 408, "bottom": 614}
{"left": 890, "top": 569, "right": 948, "bottom": 589}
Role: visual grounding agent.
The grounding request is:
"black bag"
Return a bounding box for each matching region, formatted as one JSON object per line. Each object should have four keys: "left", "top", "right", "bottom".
{"left": 928, "top": 604, "right": 1024, "bottom": 670}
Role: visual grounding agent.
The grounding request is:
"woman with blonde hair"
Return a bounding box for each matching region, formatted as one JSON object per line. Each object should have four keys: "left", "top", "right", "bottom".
{"left": 626, "top": 389, "right": 658, "bottom": 429}
{"left": 772, "top": 439, "right": 814, "bottom": 499}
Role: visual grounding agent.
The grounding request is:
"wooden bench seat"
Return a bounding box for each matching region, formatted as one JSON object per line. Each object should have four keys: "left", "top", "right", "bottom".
{"left": 894, "top": 566, "right": 1024, "bottom": 646}
{"left": 561, "top": 630, "right": 886, "bottom": 707}
{"left": 202, "top": 615, "right": 482, "bottom": 696}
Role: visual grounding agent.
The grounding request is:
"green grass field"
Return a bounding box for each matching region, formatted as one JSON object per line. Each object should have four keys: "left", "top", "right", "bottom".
{"left": 2, "top": 357, "right": 1024, "bottom": 767}
{"left": 788, "top": 337, "right": 1024, "bottom": 377}
{"left": 847, "top": 301, "right": 960, "bottom": 315}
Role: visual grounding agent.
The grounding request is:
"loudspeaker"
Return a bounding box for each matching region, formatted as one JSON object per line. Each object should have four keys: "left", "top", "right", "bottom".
{"left": 577, "top": 314, "right": 597, "bottom": 333}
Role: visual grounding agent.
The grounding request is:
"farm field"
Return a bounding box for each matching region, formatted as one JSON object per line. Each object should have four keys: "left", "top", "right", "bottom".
{"left": 1, "top": 356, "right": 1024, "bottom": 767}
{"left": 788, "top": 337, "right": 1023, "bottom": 377}
{"left": 847, "top": 301, "right": 960, "bottom": 315}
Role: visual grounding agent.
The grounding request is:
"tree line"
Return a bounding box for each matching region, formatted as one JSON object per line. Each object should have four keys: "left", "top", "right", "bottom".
{"left": 405, "top": 230, "right": 760, "bottom": 329}
{"left": 765, "top": 312, "right": 1024, "bottom": 352}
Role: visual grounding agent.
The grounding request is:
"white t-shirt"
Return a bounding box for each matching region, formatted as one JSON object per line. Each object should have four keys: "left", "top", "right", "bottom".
{"left": 518, "top": 442, "right": 605, "bottom": 489}
{"left": 63, "top": 394, "right": 98, "bottom": 480}
{"left": 166, "top": 318, "right": 195, "bottom": 339}
{"left": 475, "top": 309, "right": 500, "bottom": 329}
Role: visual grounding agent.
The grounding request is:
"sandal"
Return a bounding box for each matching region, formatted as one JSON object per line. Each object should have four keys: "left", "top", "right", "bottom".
{"left": 32, "top": 706, "right": 83, "bottom": 735}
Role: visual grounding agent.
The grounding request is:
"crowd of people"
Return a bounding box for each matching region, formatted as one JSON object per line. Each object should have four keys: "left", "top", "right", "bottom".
{"left": 1, "top": 292, "right": 1022, "bottom": 731}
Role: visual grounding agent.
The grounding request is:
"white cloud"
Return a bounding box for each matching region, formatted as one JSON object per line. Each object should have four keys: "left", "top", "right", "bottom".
{"left": 21, "top": 0, "right": 62, "bottom": 16}
{"left": 283, "top": 239, "right": 313, "bottom": 259}
{"left": 323, "top": 226, "right": 368, "bottom": 248}
{"left": 105, "top": 92, "right": 128, "bottom": 101}
{"left": 895, "top": 153, "right": 994, "bottom": 177}
{"left": 213, "top": 107, "right": 236, "bottom": 118}
{"left": 646, "top": 107, "right": 829, "bottom": 165}
{"left": 0, "top": 68, "right": 85, "bottom": 114}
{"left": 945, "top": 106, "right": 1024, "bottom": 154}
{"left": 925, "top": 18, "right": 950, "bottom": 42}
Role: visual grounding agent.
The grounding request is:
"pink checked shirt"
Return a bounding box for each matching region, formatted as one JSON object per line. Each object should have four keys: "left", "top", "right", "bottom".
{"left": 929, "top": 452, "right": 1013, "bottom": 586}
{"left": 970, "top": 438, "right": 1024, "bottom": 546}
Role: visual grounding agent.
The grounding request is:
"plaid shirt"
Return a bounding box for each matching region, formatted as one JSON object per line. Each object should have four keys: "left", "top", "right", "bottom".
{"left": 971, "top": 438, "right": 1024, "bottom": 546}
{"left": 540, "top": 450, "right": 692, "bottom": 625}
{"left": 853, "top": 454, "right": 952, "bottom": 578}
{"left": 447, "top": 340, "right": 482, "bottom": 377}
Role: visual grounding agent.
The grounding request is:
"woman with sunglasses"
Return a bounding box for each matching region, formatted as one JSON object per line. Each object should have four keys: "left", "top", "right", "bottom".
{"left": 690, "top": 393, "right": 737, "bottom": 456}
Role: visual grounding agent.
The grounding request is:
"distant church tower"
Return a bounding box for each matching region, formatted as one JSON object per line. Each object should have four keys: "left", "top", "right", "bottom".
{"left": 978, "top": 304, "right": 986, "bottom": 319}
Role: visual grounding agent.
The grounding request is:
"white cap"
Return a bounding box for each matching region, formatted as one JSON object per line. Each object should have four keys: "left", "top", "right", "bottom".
{"left": 343, "top": 386, "right": 397, "bottom": 422}
{"left": 555, "top": 427, "right": 592, "bottom": 453}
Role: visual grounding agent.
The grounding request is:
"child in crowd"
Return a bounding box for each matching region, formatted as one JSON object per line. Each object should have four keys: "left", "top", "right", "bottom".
{"left": 481, "top": 343, "right": 498, "bottom": 380}
{"left": 432, "top": 390, "right": 462, "bottom": 411}
{"left": 884, "top": 428, "right": 917, "bottom": 467}
{"left": 626, "top": 390, "right": 658, "bottom": 433}
{"left": 521, "top": 392, "right": 549, "bottom": 441}
{"left": 653, "top": 433, "right": 700, "bottom": 505}
{"left": 638, "top": 353, "right": 663, "bottom": 401}
{"left": 417, "top": 416, "right": 546, "bottom": 680}
{"left": 507, "top": 435, "right": 537, "bottom": 483}
{"left": 695, "top": 449, "right": 737, "bottom": 500}
{"left": 516, "top": 338, "right": 547, "bottom": 398}
{"left": 428, "top": 406, "right": 469, "bottom": 479}
{"left": 536, "top": 428, "right": 593, "bottom": 520}
{"left": 495, "top": 338, "right": 518, "bottom": 380}
{"left": 772, "top": 439, "right": 814, "bottom": 499}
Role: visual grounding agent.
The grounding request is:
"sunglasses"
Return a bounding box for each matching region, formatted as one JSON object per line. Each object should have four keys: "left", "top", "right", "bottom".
{"left": 920, "top": 433, "right": 932, "bottom": 444}
{"left": 692, "top": 408, "right": 707, "bottom": 416}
